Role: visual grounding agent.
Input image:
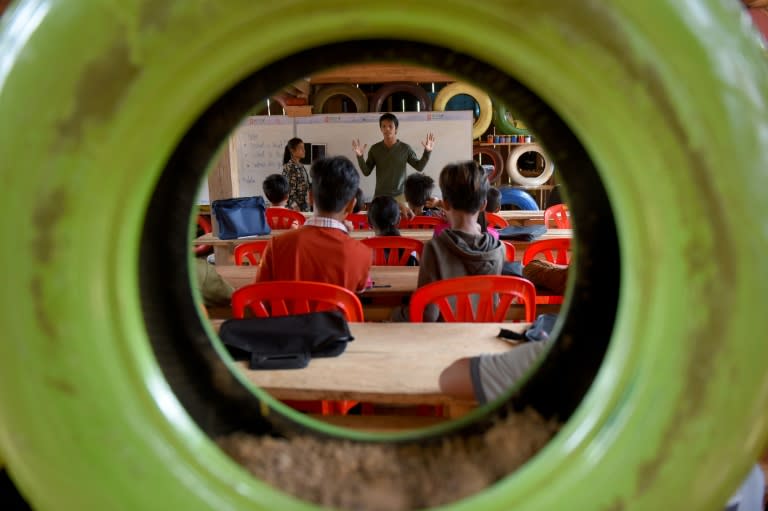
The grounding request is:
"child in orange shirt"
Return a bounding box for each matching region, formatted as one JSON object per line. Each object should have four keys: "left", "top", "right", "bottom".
{"left": 258, "top": 157, "right": 372, "bottom": 292}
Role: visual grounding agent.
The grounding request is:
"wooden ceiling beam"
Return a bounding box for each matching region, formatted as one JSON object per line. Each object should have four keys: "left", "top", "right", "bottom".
{"left": 309, "top": 63, "right": 456, "bottom": 84}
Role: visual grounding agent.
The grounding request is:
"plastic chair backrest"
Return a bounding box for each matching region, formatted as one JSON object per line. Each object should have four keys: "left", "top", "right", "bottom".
{"left": 233, "top": 240, "right": 269, "bottom": 266}
{"left": 406, "top": 216, "right": 443, "bottom": 229}
{"left": 197, "top": 214, "right": 212, "bottom": 233}
{"left": 544, "top": 203, "right": 571, "bottom": 228}
{"left": 522, "top": 238, "right": 572, "bottom": 265}
{"left": 409, "top": 275, "right": 536, "bottom": 323}
{"left": 265, "top": 207, "right": 307, "bottom": 230}
{"left": 194, "top": 214, "right": 213, "bottom": 257}
{"left": 346, "top": 212, "right": 370, "bottom": 230}
{"left": 361, "top": 236, "right": 424, "bottom": 266}
{"left": 232, "top": 280, "right": 364, "bottom": 322}
{"left": 485, "top": 212, "right": 509, "bottom": 229}
{"left": 501, "top": 240, "right": 516, "bottom": 262}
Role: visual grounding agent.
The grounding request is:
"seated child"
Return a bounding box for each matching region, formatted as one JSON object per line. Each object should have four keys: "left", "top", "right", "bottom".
{"left": 344, "top": 187, "right": 367, "bottom": 231}
{"left": 439, "top": 338, "right": 553, "bottom": 404}
{"left": 392, "top": 160, "right": 505, "bottom": 321}
{"left": 367, "top": 195, "right": 418, "bottom": 266}
{"left": 194, "top": 258, "right": 233, "bottom": 308}
{"left": 263, "top": 173, "right": 291, "bottom": 208}
{"left": 486, "top": 187, "right": 501, "bottom": 214}
{"left": 441, "top": 313, "right": 558, "bottom": 403}
{"left": 404, "top": 173, "right": 443, "bottom": 217}
{"left": 367, "top": 195, "right": 402, "bottom": 236}
{"left": 353, "top": 187, "right": 366, "bottom": 213}
{"left": 263, "top": 173, "right": 300, "bottom": 228}
{"left": 433, "top": 190, "right": 500, "bottom": 240}
{"left": 257, "top": 156, "right": 372, "bottom": 292}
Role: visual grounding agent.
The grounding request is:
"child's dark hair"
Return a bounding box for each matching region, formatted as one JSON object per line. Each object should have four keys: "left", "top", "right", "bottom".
{"left": 367, "top": 196, "right": 401, "bottom": 236}
{"left": 353, "top": 188, "right": 365, "bottom": 213}
{"left": 282, "top": 137, "right": 303, "bottom": 164}
{"left": 486, "top": 187, "right": 501, "bottom": 213}
{"left": 379, "top": 112, "right": 399, "bottom": 129}
{"left": 439, "top": 160, "right": 489, "bottom": 213}
{"left": 310, "top": 156, "right": 360, "bottom": 213}
{"left": 404, "top": 173, "right": 434, "bottom": 208}
{"left": 262, "top": 173, "right": 289, "bottom": 205}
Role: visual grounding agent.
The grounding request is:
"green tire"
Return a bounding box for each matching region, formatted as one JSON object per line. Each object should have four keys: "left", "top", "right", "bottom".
{"left": 492, "top": 101, "right": 531, "bottom": 135}
{"left": 1, "top": 1, "right": 767, "bottom": 510}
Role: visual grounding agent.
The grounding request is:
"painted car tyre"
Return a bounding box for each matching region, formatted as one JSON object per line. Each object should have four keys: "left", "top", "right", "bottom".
{"left": 492, "top": 101, "right": 530, "bottom": 135}
{"left": 506, "top": 143, "right": 556, "bottom": 186}
{"left": 472, "top": 146, "right": 504, "bottom": 184}
{"left": 369, "top": 82, "right": 432, "bottom": 112}
{"left": 1, "top": 1, "right": 767, "bottom": 511}
{"left": 498, "top": 187, "right": 539, "bottom": 211}
{"left": 311, "top": 83, "right": 369, "bottom": 113}
{"left": 433, "top": 81, "right": 493, "bottom": 140}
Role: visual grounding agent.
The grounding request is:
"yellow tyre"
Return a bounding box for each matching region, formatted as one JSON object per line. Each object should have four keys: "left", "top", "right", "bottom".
{"left": 433, "top": 81, "right": 493, "bottom": 140}
{"left": 312, "top": 83, "right": 369, "bottom": 113}
{"left": 0, "top": 1, "right": 767, "bottom": 511}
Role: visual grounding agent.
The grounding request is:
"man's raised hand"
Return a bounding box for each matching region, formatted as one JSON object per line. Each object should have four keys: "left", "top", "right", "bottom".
{"left": 422, "top": 132, "right": 436, "bottom": 152}
{"left": 352, "top": 139, "right": 367, "bottom": 157}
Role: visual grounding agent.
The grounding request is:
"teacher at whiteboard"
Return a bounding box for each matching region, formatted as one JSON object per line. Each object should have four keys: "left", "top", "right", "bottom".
{"left": 352, "top": 112, "right": 436, "bottom": 204}
{"left": 282, "top": 137, "right": 311, "bottom": 212}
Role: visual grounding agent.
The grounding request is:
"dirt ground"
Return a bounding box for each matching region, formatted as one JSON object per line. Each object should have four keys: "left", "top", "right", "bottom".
{"left": 217, "top": 407, "right": 560, "bottom": 511}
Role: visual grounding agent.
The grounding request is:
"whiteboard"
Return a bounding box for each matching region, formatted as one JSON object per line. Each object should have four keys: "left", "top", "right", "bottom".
{"left": 296, "top": 111, "right": 472, "bottom": 201}
{"left": 230, "top": 116, "right": 294, "bottom": 197}
{"left": 223, "top": 111, "right": 472, "bottom": 202}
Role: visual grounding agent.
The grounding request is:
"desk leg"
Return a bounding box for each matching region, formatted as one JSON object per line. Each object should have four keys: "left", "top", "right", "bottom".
{"left": 213, "top": 246, "right": 234, "bottom": 266}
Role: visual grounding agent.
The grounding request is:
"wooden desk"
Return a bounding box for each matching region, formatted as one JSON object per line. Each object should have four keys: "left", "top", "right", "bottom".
{"left": 216, "top": 265, "right": 418, "bottom": 295}
{"left": 299, "top": 209, "right": 544, "bottom": 225}
{"left": 196, "top": 229, "right": 572, "bottom": 265}
{"left": 496, "top": 210, "right": 545, "bottom": 226}
{"left": 212, "top": 321, "right": 526, "bottom": 417}
{"left": 195, "top": 229, "right": 438, "bottom": 244}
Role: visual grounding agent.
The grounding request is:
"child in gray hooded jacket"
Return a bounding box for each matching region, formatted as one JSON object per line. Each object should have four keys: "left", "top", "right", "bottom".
{"left": 391, "top": 160, "right": 504, "bottom": 322}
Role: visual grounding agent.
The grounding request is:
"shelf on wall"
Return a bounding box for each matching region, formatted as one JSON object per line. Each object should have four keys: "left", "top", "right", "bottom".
{"left": 475, "top": 142, "right": 535, "bottom": 147}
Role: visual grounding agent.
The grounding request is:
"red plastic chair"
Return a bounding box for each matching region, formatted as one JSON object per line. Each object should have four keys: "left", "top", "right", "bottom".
{"left": 543, "top": 203, "right": 571, "bottom": 228}
{"left": 485, "top": 212, "right": 509, "bottom": 229}
{"left": 522, "top": 239, "right": 571, "bottom": 305}
{"left": 345, "top": 212, "right": 370, "bottom": 230}
{"left": 405, "top": 216, "right": 443, "bottom": 229}
{"left": 361, "top": 236, "right": 424, "bottom": 266}
{"left": 233, "top": 240, "right": 269, "bottom": 266}
{"left": 231, "top": 281, "right": 364, "bottom": 415}
{"left": 194, "top": 214, "right": 213, "bottom": 257}
{"left": 501, "top": 240, "right": 516, "bottom": 262}
{"left": 409, "top": 275, "right": 536, "bottom": 323}
{"left": 522, "top": 239, "right": 571, "bottom": 265}
{"left": 265, "top": 207, "right": 306, "bottom": 230}
{"left": 232, "top": 281, "right": 364, "bottom": 321}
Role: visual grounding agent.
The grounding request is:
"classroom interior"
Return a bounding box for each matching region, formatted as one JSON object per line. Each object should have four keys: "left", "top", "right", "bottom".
{"left": 187, "top": 52, "right": 766, "bottom": 510}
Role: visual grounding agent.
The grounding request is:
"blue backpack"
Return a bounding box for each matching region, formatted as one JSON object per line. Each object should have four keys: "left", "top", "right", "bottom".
{"left": 211, "top": 196, "right": 271, "bottom": 240}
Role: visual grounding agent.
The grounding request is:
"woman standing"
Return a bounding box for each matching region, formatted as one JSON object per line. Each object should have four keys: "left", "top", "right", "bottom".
{"left": 281, "top": 138, "right": 311, "bottom": 212}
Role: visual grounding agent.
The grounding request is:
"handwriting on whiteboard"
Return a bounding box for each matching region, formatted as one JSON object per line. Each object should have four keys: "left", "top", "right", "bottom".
{"left": 232, "top": 117, "right": 293, "bottom": 195}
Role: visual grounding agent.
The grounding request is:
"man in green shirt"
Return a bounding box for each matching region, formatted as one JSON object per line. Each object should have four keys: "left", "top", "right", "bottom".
{"left": 352, "top": 113, "right": 436, "bottom": 206}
